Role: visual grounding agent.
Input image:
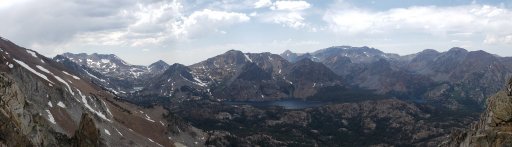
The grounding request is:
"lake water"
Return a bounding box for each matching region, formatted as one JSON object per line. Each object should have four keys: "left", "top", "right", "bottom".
{"left": 225, "top": 100, "right": 327, "bottom": 109}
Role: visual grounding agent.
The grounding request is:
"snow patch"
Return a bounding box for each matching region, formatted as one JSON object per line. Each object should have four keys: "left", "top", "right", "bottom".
{"left": 57, "top": 101, "right": 66, "bottom": 108}
{"left": 78, "top": 90, "right": 111, "bottom": 122}
{"left": 84, "top": 70, "right": 106, "bottom": 82}
{"left": 244, "top": 53, "right": 253, "bottom": 62}
{"left": 101, "top": 100, "right": 113, "bottom": 116}
{"left": 193, "top": 77, "right": 207, "bottom": 87}
{"left": 144, "top": 114, "right": 156, "bottom": 122}
{"left": 46, "top": 110, "right": 56, "bottom": 124}
{"left": 13, "top": 59, "right": 54, "bottom": 84}
{"left": 48, "top": 101, "right": 53, "bottom": 107}
{"left": 62, "top": 71, "right": 80, "bottom": 80}
{"left": 26, "top": 50, "right": 37, "bottom": 58}
{"left": 115, "top": 128, "right": 123, "bottom": 136}
{"left": 104, "top": 129, "right": 111, "bottom": 135}
{"left": 180, "top": 74, "right": 207, "bottom": 87}
{"left": 36, "top": 65, "right": 50, "bottom": 74}
{"left": 53, "top": 74, "right": 75, "bottom": 96}
{"left": 8, "top": 63, "right": 13, "bottom": 68}
{"left": 159, "top": 121, "right": 165, "bottom": 126}
{"left": 101, "top": 59, "right": 110, "bottom": 63}
{"left": 35, "top": 65, "right": 75, "bottom": 96}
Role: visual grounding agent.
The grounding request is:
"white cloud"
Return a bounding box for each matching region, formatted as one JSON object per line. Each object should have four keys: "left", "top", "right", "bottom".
{"left": 323, "top": 4, "right": 512, "bottom": 44}
{"left": 0, "top": 0, "right": 251, "bottom": 51}
{"left": 484, "top": 34, "right": 512, "bottom": 44}
{"left": 254, "top": 0, "right": 272, "bottom": 8}
{"left": 257, "top": 0, "right": 311, "bottom": 29}
{"left": 270, "top": 12, "right": 306, "bottom": 29}
{"left": 0, "top": 0, "right": 137, "bottom": 47}
{"left": 271, "top": 0, "right": 311, "bottom": 11}
{"left": 170, "top": 9, "right": 250, "bottom": 40}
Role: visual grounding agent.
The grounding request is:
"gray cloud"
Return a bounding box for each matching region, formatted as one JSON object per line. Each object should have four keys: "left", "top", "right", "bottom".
{"left": 0, "top": 0, "right": 137, "bottom": 46}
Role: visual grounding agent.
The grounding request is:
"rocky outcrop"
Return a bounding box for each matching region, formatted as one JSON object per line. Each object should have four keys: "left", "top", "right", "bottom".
{"left": 443, "top": 89, "right": 512, "bottom": 146}
{"left": 72, "top": 113, "right": 102, "bottom": 147}
{"left": 0, "top": 73, "right": 33, "bottom": 146}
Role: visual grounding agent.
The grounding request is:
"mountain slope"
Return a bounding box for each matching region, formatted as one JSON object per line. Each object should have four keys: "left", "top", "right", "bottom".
{"left": 189, "top": 50, "right": 343, "bottom": 101}
{"left": 0, "top": 36, "right": 202, "bottom": 146}
{"left": 443, "top": 80, "right": 512, "bottom": 146}
{"left": 55, "top": 53, "right": 170, "bottom": 97}
{"left": 282, "top": 46, "right": 512, "bottom": 111}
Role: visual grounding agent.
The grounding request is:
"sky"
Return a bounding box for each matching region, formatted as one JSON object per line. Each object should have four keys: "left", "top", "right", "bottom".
{"left": 1, "top": 0, "right": 512, "bottom": 65}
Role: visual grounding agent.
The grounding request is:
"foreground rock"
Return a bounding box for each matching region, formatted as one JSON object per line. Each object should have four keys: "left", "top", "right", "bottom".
{"left": 443, "top": 90, "right": 512, "bottom": 146}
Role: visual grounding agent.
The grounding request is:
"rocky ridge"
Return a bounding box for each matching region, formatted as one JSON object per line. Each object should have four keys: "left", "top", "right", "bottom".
{"left": 443, "top": 87, "right": 512, "bottom": 146}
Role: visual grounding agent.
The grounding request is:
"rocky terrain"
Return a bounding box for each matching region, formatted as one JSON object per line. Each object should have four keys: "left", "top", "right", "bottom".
{"left": 443, "top": 87, "right": 512, "bottom": 146}
{"left": 170, "top": 98, "right": 474, "bottom": 146}
{"left": 0, "top": 36, "right": 203, "bottom": 146}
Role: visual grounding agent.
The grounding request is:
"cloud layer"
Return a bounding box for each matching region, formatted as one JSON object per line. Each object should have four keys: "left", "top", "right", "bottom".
{"left": 323, "top": 4, "right": 512, "bottom": 44}
{"left": 0, "top": 0, "right": 512, "bottom": 65}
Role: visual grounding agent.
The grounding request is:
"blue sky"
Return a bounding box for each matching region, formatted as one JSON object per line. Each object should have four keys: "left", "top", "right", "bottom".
{"left": 1, "top": 0, "right": 512, "bottom": 65}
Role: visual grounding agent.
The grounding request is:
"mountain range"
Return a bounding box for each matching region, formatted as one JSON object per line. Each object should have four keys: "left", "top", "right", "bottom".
{"left": 1, "top": 35, "right": 511, "bottom": 146}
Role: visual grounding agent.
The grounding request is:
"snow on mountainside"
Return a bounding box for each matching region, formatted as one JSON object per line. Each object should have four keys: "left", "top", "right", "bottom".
{"left": 55, "top": 53, "right": 169, "bottom": 96}
{"left": 0, "top": 36, "right": 203, "bottom": 146}
{"left": 59, "top": 53, "right": 149, "bottom": 79}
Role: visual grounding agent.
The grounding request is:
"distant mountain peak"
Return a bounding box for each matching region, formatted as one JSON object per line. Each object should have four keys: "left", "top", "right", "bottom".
{"left": 421, "top": 49, "right": 439, "bottom": 53}
{"left": 283, "top": 49, "right": 294, "bottom": 54}
{"left": 150, "top": 60, "right": 168, "bottom": 67}
{"left": 448, "top": 47, "right": 468, "bottom": 52}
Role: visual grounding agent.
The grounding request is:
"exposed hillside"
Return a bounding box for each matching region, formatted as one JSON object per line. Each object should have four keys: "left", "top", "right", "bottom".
{"left": 0, "top": 36, "right": 202, "bottom": 146}
{"left": 443, "top": 82, "right": 512, "bottom": 146}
